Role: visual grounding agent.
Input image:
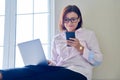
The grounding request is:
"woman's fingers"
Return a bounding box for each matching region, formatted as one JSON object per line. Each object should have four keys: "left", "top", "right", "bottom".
{"left": 67, "top": 38, "right": 82, "bottom": 50}
{"left": 67, "top": 38, "right": 79, "bottom": 46}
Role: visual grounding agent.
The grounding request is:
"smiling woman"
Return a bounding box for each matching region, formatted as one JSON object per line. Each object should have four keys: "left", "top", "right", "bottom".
{"left": 0, "top": 5, "right": 102, "bottom": 80}
{"left": 63, "top": 12, "right": 80, "bottom": 32}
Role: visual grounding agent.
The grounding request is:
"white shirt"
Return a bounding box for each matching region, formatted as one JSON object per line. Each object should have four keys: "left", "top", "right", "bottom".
{"left": 51, "top": 28, "right": 103, "bottom": 80}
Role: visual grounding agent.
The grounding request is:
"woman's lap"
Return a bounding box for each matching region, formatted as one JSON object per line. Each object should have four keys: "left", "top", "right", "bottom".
{"left": 0, "top": 65, "right": 87, "bottom": 80}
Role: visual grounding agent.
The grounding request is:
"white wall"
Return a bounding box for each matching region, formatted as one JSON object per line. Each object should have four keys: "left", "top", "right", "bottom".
{"left": 54, "top": 0, "right": 120, "bottom": 80}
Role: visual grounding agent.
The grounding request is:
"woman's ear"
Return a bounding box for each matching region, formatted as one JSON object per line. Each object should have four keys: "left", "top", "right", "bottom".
{"left": 78, "top": 18, "right": 80, "bottom": 22}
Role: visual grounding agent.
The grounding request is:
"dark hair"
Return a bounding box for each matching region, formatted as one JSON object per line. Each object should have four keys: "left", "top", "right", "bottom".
{"left": 59, "top": 5, "right": 83, "bottom": 31}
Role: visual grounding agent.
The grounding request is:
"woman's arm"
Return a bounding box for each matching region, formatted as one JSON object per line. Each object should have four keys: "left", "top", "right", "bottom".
{"left": 82, "top": 31, "right": 103, "bottom": 66}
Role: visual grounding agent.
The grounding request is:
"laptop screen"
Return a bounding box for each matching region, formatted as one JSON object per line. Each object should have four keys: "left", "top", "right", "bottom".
{"left": 18, "top": 39, "right": 48, "bottom": 66}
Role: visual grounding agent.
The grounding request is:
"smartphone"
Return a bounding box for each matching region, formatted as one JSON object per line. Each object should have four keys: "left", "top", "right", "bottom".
{"left": 66, "top": 32, "right": 75, "bottom": 46}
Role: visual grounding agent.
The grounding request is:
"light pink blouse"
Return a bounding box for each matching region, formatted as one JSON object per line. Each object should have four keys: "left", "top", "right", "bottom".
{"left": 51, "top": 28, "right": 103, "bottom": 80}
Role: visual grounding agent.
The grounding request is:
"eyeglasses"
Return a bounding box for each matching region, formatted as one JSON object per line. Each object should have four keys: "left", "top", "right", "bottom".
{"left": 64, "top": 17, "right": 79, "bottom": 23}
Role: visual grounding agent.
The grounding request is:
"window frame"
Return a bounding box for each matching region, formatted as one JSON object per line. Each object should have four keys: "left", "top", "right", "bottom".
{"left": 3, "top": 0, "right": 55, "bottom": 69}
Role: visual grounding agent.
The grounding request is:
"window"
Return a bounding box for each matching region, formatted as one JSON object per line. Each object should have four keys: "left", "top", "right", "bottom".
{"left": 2, "top": 0, "right": 54, "bottom": 69}
{"left": 15, "top": 0, "right": 52, "bottom": 67}
{"left": 0, "top": 0, "right": 5, "bottom": 69}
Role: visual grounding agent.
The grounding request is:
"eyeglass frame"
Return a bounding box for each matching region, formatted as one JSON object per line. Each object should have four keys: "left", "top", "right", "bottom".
{"left": 64, "top": 17, "right": 79, "bottom": 23}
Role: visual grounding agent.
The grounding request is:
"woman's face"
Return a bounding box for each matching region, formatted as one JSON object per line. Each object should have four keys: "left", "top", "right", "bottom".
{"left": 64, "top": 12, "right": 80, "bottom": 32}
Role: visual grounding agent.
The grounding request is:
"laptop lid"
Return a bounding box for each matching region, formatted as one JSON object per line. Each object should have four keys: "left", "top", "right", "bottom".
{"left": 18, "top": 39, "right": 48, "bottom": 66}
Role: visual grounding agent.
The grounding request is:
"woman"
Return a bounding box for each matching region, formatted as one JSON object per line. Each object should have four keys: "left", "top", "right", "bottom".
{"left": 0, "top": 5, "right": 103, "bottom": 80}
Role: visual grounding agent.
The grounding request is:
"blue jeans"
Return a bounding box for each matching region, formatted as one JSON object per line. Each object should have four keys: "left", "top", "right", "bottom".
{"left": 0, "top": 65, "right": 87, "bottom": 80}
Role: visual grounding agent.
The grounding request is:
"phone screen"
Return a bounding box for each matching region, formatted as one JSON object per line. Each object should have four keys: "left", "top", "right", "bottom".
{"left": 66, "top": 32, "right": 75, "bottom": 40}
{"left": 66, "top": 32, "right": 75, "bottom": 47}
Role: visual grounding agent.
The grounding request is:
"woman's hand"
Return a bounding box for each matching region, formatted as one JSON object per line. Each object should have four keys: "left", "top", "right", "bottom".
{"left": 47, "top": 60, "right": 54, "bottom": 66}
{"left": 47, "top": 60, "right": 52, "bottom": 65}
{"left": 67, "top": 38, "right": 84, "bottom": 55}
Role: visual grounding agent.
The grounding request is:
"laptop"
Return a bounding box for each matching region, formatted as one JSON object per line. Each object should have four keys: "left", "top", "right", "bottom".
{"left": 18, "top": 39, "right": 48, "bottom": 66}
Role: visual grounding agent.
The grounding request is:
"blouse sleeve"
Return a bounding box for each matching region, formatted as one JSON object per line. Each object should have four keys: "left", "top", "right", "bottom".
{"left": 82, "top": 31, "right": 103, "bottom": 66}
{"left": 50, "top": 39, "right": 58, "bottom": 66}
